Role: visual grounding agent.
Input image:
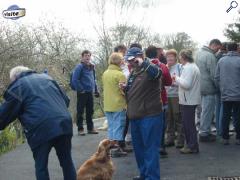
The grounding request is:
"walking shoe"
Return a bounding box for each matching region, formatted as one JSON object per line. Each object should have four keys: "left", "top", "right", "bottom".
{"left": 221, "top": 139, "right": 229, "bottom": 145}
{"left": 159, "top": 148, "right": 168, "bottom": 158}
{"left": 78, "top": 130, "right": 85, "bottom": 136}
{"left": 110, "top": 148, "right": 127, "bottom": 158}
{"left": 87, "top": 129, "right": 99, "bottom": 134}
{"left": 165, "top": 141, "right": 175, "bottom": 147}
{"left": 175, "top": 143, "right": 184, "bottom": 149}
{"left": 180, "top": 147, "right": 199, "bottom": 154}
{"left": 133, "top": 176, "right": 144, "bottom": 180}
{"left": 122, "top": 146, "right": 133, "bottom": 153}
{"left": 236, "top": 139, "right": 240, "bottom": 145}
{"left": 199, "top": 134, "right": 216, "bottom": 142}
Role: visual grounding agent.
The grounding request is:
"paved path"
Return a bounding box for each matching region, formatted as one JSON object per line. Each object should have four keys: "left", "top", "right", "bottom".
{"left": 0, "top": 119, "right": 239, "bottom": 180}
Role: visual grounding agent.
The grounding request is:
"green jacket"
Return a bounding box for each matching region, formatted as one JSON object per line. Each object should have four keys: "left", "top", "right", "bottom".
{"left": 195, "top": 46, "right": 218, "bottom": 95}
{"left": 102, "top": 64, "right": 126, "bottom": 112}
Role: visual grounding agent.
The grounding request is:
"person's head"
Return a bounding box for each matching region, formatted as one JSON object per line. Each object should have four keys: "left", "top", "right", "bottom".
{"left": 108, "top": 53, "right": 124, "bottom": 66}
{"left": 10, "top": 66, "right": 30, "bottom": 82}
{"left": 81, "top": 50, "right": 92, "bottom": 64}
{"left": 227, "top": 42, "right": 238, "bottom": 52}
{"left": 124, "top": 47, "right": 144, "bottom": 69}
{"left": 220, "top": 42, "right": 228, "bottom": 53}
{"left": 130, "top": 43, "right": 142, "bottom": 50}
{"left": 209, "top": 39, "right": 222, "bottom": 53}
{"left": 114, "top": 44, "right": 127, "bottom": 56}
{"left": 166, "top": 49, "right": 178, "bottom": 67}
{"left": 145, "top": 45, "right": 158, "bottom": 59}
{"left": 179, "top": 49, "right": 194, "bottom": 65}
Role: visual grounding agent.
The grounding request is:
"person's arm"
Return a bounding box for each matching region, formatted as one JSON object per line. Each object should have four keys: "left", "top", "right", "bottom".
{"left": 160, "top": 63, "right": 172, "bottom": 86}
{"left": 93, "top": 68, "right": 100, "bottom": 97}
{"left": 141, "top": 59, "right": 162, "bottom": 80}
{"left": 0, "top": 86, "right": 22, "bottom": 130}
{"left": 214, "top": 62, "right": 220, "bottom": 89}
{"left": 207, "top": 55, "right": 217, "bottom": 84}
{"left": 72, "top": 64, "right": 84, "bottom": 92}
{"left": 175, "top": 66, "right": 194, "bottom": 90}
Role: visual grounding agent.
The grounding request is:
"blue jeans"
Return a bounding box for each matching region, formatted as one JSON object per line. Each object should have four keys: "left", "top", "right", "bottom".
{"left": 131, "top": 113, "right": 163, "bottom": 180}
{"left": 32, "top": 135, "right": 76, "bottom": 180}
{"left": 105, "top": 110, "right": 126, "bottom": 141}
{"left": 199, "top": 95, "right": 215, "bottom": 136}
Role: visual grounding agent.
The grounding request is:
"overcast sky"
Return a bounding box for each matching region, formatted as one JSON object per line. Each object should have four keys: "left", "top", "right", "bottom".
{"left": 0, "top": 0, "right": 239, "bottom": 46}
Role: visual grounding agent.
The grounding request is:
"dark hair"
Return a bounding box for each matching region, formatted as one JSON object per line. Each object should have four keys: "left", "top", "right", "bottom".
{"left": 114, "top": 44, "right": 127, "bottom": 52}
{"left": 145, "top": 45, "right": 158, "bottom": 59}
{"left": 130, "top": 43, "right": 142, "bottom": 50}
{"left": 209, "top": 39, "right": 222, "bottom": 46}
{"left": 179, "top": 49, "right": 194, "bottom": 63}
{"left": 81, "top": 50, "right": 91, "bottom": 57}
{"left": 227, "top": 42, "right": 238, "bottom": 51}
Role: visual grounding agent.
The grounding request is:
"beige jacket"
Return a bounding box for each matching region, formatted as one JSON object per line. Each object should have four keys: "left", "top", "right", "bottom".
{"left": 175, "top": 62, "right": 201, "bottom": 105}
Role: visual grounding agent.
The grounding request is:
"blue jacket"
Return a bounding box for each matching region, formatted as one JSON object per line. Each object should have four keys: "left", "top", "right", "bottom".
{"left": 0, "top": 71, "right": 73, "bottom": 150}
{"left": 72, "top": 63, "right": 98, "bottom": 92}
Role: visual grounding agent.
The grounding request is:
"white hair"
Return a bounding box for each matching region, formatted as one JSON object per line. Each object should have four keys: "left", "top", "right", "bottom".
{"left": 10, "top": 66, "right": 30, "bottom": 82}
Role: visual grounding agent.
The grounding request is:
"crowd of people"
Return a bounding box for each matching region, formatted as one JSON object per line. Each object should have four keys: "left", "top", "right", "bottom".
{"left": 0, "top": 39, "right": 239, "bottom": 180}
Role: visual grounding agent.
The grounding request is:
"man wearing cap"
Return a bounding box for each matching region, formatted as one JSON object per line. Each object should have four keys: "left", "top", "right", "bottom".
{"left": 123, "top": 47, "right": 163, "bottom": 180}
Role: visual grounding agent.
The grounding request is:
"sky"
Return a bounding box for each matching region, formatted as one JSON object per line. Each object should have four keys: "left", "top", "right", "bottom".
{"left": 0, "top": 0, "right": 239, "bottom": 46}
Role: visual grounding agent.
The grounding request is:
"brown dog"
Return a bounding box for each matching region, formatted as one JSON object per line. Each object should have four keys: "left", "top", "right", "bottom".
{"left": 77, "top": 139, "right": 116, "bottom": 180}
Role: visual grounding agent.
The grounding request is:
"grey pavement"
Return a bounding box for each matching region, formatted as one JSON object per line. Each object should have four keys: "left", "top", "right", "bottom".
{"left": 0, "top": 118, "right": 240, "bottom": 180}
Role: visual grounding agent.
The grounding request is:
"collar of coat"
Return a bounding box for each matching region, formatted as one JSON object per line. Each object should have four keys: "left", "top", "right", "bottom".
{"left": 108, "top": 64, "right": 122, "bottom": 71}
{"left": 202, "top": 46, "right": 215, "bottom": 54}
{"left": 4, "top": 70, "right": 37, "bottom": 98}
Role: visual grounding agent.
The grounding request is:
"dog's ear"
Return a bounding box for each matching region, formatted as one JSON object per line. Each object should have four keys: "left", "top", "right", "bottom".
{"left": 96, "top": 144, "right": 108, "bottom": 162}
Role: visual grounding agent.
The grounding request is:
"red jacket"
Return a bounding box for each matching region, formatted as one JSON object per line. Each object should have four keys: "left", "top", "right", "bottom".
{"left": 151, "top": 58, "right": 172, "bottom": 105}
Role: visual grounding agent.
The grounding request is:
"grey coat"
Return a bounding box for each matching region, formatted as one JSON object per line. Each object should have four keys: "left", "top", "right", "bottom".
{"left": 195, "top": 46, "right": 218, "bottom": 95}
{"left": 215, "top": 51, "right": 240, "bottom": 101}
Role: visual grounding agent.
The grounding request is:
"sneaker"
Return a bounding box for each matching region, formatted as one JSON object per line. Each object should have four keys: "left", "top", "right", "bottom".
{"left": 180, "top": 147, "right": 199, "bottom": 154}
{"left": 175, "top": 143, "right": 184, "bottom": 149}
{"left": 236, "top": 139, "right": 240, "bottom": 145}
{"left": 78, "top": 130, "right": 85, "bottom": 136}
{"left": 199, "top": 134, "right": 216, "bottom": 142}
{"left": 122, "top": 146, "right": 133, "bottom": 153}
{"left": 110, "top": 148, "right": 127, "bottom": 158}
{"left": 159, "top": 148, "right": 168, "bottom": 158}
{"left": 87, "top": 129, "right": 99, "bottom": 134}
{"left": 221, "top": 139, "right": 229, "bottom": 145}
{"left": 165, "top": 140, "right": 175, "bottom": 147}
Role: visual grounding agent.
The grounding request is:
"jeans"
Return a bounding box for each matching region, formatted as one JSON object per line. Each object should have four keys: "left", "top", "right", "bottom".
{"left": 105, "top": 110, "right": 126, "bottom": 141}
{"left": 32, "top": 135, "right": 76, "bottom": 180}
{"left": 199, "top": 95, "right": 216, "bottom": 136}
{"left": 131, "top": 113, "right": 163, "bottom": 180}
{"left": 76, "top": 92, "right": 94, "bottom": 131}
{"left": 222, "top": 101, "right": 240, "bottom": 140}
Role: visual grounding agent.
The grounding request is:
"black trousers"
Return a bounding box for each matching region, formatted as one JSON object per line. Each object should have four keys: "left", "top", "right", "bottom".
{"left": 76, "top": 92, "right": 94, "bottom": 131}
{"left": 180, "top": 105, "right": 199, "bottom": 151}
{"left": 32, "top": 135, "right": 76, "bottom": 180}
{"left": 222, "top": 101, "right": 240, "bottom": 140}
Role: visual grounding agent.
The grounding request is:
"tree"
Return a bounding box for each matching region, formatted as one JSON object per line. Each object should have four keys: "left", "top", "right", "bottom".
{"left": 162, "top": 32, "right": 197, "bottom": 52}
{"left": 224, "top": 12, "right": 240, "bottom": 42}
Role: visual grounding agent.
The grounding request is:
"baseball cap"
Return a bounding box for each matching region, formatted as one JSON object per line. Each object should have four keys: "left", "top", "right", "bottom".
{"left": 124, "top": 47, "right": 143, "bottom": 61}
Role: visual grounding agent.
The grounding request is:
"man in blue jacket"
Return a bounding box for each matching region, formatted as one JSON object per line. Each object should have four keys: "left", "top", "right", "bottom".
{"left": 0, "top": 66, "right": 76, "bottom": 180}
{"left": 72, "top": 50, "right": 99, "bottom": 136}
